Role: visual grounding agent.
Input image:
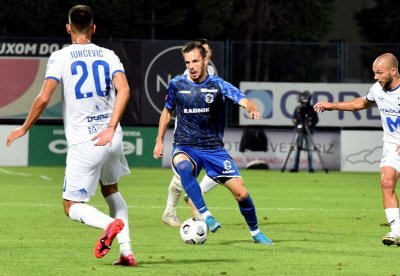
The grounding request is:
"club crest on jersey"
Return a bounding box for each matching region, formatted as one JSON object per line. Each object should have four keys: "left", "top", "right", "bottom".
{"left": 222, "top": 160, "right": 235, "bottom": 174}
{"left": 205, "top": 93, "right": 214, "bottom": 104}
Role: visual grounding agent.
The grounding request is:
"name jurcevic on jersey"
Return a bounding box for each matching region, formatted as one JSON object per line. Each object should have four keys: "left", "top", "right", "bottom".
{"left": 70, "top": 49, "right": 104, "bottom": 59}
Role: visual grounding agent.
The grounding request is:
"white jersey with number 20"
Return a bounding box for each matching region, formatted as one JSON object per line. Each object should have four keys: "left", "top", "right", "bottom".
{"left": 45, "top": 43, "right": 124, "bottom": 146}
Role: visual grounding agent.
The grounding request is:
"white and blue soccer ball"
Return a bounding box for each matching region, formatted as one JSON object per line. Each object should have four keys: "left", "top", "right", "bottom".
{"left": 179, "top": 217, "right": 208, "bottom": 244}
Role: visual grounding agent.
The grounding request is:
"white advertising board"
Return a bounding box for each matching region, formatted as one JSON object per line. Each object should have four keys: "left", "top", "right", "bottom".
{"left": 0, "top": 125, "right": 29, "bottom": 166}
{"left": 341, "top": 130, "right": 383, "bottom": 172}
{"left": 239, "top": 82, "right": 379, "bottom": 127}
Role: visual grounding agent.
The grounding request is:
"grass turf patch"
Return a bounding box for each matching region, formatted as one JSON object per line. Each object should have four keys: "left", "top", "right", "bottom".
{"left": 0, "top": 167, "right": 397, "bottom": 275}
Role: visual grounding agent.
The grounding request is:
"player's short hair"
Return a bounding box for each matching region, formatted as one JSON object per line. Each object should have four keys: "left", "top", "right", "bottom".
{"left": 182, "top": 41, "right": 207, "bottom": 58}
{"left": 194, "top": 38, "right": 212, "bottom": 51}
{"left": 68, "top": 5, "right": 93, "bottom": 33}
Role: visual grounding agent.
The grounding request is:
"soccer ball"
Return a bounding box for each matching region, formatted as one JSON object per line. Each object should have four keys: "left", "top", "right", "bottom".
{"left": 179, "top": 217, "right": 208, "bottom": 244}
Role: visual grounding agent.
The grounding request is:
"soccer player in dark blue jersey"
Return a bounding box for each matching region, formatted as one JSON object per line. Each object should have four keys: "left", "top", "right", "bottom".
{"left": 153, "top": 41, "right": 273, "bottom": 244}
{"left": 162, "top": 39, "right": 218, "bottom": 227}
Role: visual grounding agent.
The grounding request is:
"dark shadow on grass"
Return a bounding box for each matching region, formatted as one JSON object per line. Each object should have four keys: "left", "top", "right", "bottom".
{"left": 215, "top": 239, "right": 276, "bottom": 246}
{"left": 227, "top": 221, "right": 311, "bottom": 227}
{"left": 109, "top": 258, "right": 237, "bottom": 267}
{"left": 216, "top": 239, "right": 252, "bottom": 245}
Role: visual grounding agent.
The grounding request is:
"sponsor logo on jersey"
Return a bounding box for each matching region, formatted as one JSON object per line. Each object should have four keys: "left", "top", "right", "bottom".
{"left": 200, "top": 88, "right": 218, "bottom": 93}
{"left": 222, "top": 169, "right": 235, "bottom": 174}
{"left": 386, "top": 116, "right": 400, "bottom": 132}
{"left": 379, "top": 108, "right": 400, "bottom": 114}
{"left": 88, "top": 124, "right": 108, "bottom": 134}
{"left": 183, "top": 107, "right": 210, "bottom": 113}
{"left": 179, "top": 90, "right": 191, "bottom": 94}
{"left": 87, "top": 113, "right": 109, "bottom": 122}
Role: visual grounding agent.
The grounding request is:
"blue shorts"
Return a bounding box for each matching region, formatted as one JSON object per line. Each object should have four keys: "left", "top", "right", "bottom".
{"left": 172, "top": 145, "right": 241, "bottom": 183}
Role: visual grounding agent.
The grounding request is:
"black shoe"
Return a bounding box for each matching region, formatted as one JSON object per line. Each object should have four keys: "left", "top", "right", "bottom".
{"left": 289, "top": 169, "right": 298, "bottom": 172}
{"left": 309, "top": 169, "right": 315, "bottom": 173}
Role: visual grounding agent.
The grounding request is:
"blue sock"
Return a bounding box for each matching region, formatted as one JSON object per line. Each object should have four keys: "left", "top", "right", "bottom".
{"left": 176, "top": 160, "right": 208, "bottom": 214}
{"left": 238, "top": 195, "right": 258, "bottom": 231}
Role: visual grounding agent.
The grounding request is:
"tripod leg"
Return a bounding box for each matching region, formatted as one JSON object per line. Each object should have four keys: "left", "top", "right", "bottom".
{"left": 281, "top": 146, "right": 294, "bottom": 172}
{"left": 281, "top": 130, "right": 298, "bottom": 172}
{"left": 304, "top": 125, "right": 329, "bottom": 173}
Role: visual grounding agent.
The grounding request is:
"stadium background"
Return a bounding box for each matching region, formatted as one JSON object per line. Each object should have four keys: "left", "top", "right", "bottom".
{"left": 0, "top": 0, "right": 396, "bottom": 171}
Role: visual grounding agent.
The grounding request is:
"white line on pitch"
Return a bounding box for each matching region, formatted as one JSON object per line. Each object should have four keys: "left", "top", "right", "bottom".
{"left": 0, "top": 168, "right": 52, "bottom": 180}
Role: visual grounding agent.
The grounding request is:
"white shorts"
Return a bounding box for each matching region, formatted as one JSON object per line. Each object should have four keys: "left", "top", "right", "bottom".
{"left": 380, "top": 142, "right": 400, "bottom": 172}
{"left": 63, "top": 131, "right": 130, "bottom": 202}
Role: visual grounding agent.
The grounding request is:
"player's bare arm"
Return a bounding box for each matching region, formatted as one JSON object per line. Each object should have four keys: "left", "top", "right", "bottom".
{"left": 153, "top": 108, "right": 173, "bottom": 159}
{"left": 6, "top": 79, "right": 58, "bottom": 146}
{"left": 238, "top": 98, "right": 261, "bottom": 120}
{"left": 92, "top": 72, "right": 130, "bottom": 146}
{"left": 314, "top": 97, "right": 372, "bottom": 113}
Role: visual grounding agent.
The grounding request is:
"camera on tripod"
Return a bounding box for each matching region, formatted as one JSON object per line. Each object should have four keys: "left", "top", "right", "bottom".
{"left": 281, "top": 90, "right": 328, "bottom": 173}
{"left": 294, "top": 91, "right": 314, "bottom": 129}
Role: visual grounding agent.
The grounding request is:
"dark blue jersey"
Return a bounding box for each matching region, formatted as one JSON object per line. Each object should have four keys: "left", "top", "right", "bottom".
{"left": 165, "top": 74, "right": 245, "bottom": 149}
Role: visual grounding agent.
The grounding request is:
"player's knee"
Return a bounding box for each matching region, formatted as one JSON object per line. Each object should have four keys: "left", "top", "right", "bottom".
{"left": 231, "top": 185, "right": 248, "bottom": 201}
{"left": 235, "top": 190, "right": 249, "bottom": 201}
{"left": 171, "top": 175, "right": 183, "bottom": 191}
{"left": 175, "top": 160, "right": 193, "bottom": 178}
{"left": 101, "top": 183, "right": 118, "bottom": 197}
{"left": 63, "top": 200, "right": 72, "bottom": 216}
{"left": 381, "top": 177, "right": 396, "bottom": 190}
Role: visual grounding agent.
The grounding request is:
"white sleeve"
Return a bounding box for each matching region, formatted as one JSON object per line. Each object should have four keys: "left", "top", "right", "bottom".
{"left": 45, "top": 51, "right": 63, "bottom": 82}
{"left": 107, "top": 50, "right": 125, "bottom": 77}
{"left": 365, "top": 83, "right": 377, "bottom": 102}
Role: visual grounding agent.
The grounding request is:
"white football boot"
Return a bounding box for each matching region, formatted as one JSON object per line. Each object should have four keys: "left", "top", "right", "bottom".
{"left": 382, "top": 231, "right": 400, "bottom": 246}
{"left": 162, "top": 212, "right": 182, "bottom": 227}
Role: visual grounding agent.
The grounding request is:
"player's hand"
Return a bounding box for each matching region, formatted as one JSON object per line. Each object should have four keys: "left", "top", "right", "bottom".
{"left": 249, "top": 111, "right": 261, "bottom": 120}
{"left": 153, "top": 142, "right": 164, "bottom": 159}
{"left": 92, "top": 127, "right": 115, "bottom": 146}
{"left": 6, "top": 127, "right": 27, "bottom": 146}
{"left": 314, "top": 102, "right": 330, "bottom": 113}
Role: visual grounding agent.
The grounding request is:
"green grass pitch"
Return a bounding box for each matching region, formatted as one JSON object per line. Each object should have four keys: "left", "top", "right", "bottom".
{"left": 0, "top": 167, "right": 399, "bottom": 275}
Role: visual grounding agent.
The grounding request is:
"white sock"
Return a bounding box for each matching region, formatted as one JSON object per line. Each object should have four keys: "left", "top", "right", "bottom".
{"left": 68, "top": 203, "right": 113, "bottom": 229}
{"left": 201, "top": 210, "right": 212, "bottom": 220}
{"left": 385, "top": 208, "right": 400, "bottom": 233}
{"left": 164, "top": 175, "right": 182, "bottom": 214}
{"left": 199, "top": 175, "right": 218, "bottom": 193}
{"left": 250, "top": 229, "right": 260, "bottom": 237}
{"left": 106, "top": 192, "right": 133, "bottom": 256}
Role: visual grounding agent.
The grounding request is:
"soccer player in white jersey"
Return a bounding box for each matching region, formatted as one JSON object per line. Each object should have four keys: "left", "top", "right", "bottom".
{"left": 162, "top": 38, "right": 218, "bottom": 227}
{"left": 314, "top": 53, "right": 400, "bottom": 246}
{"left": 6, "top": 5, "right": 136, "bottom": 266}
